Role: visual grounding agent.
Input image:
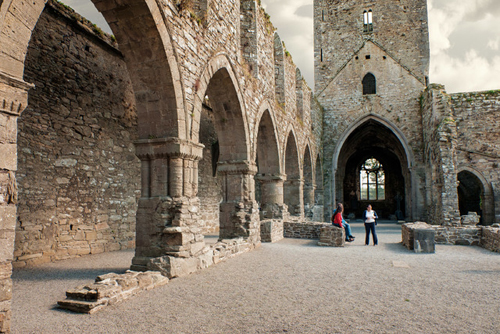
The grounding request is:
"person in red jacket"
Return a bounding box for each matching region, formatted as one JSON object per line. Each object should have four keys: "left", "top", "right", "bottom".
{"left": 331, "top": 203, "right": 355, "bottom": 242}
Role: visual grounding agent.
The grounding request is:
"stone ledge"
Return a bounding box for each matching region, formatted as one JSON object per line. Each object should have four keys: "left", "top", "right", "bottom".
{"left": 284, "top": 220, "right": 329, "bottom": 239}
{"left": 59, "top": 237, "right": 256, "bottom": 313}
{"left": 318, "top": 225, "right": 345, "bottom": 247}
{"left": 57, "top": 271, "right": 168, "bottom": 314}
{"left": 402, "top": 223, "right": 500, "bottom": 252}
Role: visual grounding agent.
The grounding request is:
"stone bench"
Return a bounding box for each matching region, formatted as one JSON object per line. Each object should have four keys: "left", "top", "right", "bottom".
{"left": 318, "top": 225, "right": 345, "bottom": 247}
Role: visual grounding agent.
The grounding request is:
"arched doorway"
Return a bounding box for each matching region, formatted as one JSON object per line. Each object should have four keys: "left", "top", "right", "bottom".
{"left": 255, "top": 109, "right": 283, "bottom": 219}
{"left": 284, "top": 130, "right": 302, "bottom": 217}
{"left": 2, "top": 0, "right": 187, "bottom": 331}
{"left": 334, "top": 119, "right": 411, "bottom": 219}
{"left": 457, "top": 169, "right": 494, "bottom": 225}
{"left": 196, "top": 63, "right": 255, "bottom": 241}
{"left": 303, "top": 145, "right": 314, "bottom": 218}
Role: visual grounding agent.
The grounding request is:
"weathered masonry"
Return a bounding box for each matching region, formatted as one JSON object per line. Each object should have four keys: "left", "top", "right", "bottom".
{"left": 0, "top": 0, "right": 500, "bottom": 332}
{"left": 0, "top": 0, "right": 322, "bottom": 330}
{"left": 314, "top": 0, "right": 500, "bottom": 226}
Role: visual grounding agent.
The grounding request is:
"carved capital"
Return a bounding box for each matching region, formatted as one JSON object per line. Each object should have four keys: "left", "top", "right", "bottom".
{"left": 0, "top": 71, "right": 34, "bottom": 116}
{"left": 134, "top": 137, "right": 204, "bottom": 161}
{"left": 217, "top": 160, "right": 258, "bottom": 175}
{"left": 255, "top": 173, "right": 287, "bottom": 182}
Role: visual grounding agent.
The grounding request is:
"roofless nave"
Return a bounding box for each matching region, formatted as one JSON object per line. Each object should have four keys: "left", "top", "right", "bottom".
{"left": 0, "top": 0, "right": 499, "bottom": 331}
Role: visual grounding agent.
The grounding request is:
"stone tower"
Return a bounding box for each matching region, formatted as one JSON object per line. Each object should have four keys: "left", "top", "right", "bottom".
{"left": 314, "top": 0, "right": 431, "bottom": 221}
{"left": 314, "top": 0, "right": 429, "bottom": 93}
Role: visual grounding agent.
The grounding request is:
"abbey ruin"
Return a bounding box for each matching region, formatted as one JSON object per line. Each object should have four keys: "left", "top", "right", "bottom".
{"left": 0, "top": 0, "right": 499, "bottom": 331}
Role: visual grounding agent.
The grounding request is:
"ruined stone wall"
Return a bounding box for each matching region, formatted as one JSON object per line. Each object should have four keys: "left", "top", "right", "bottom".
{"left": 198, "top": 107, "right": 220, "bottom": 234}
{"left": 318, "top": 40, "right": 426, "bottom": 219}
{"left": 421, "top": 85, "right": 461, "bottom": 226}
{"left": 451, "top": 90, "right": 500, "bottom": 224}
{"left": 284, "top": 220, "right": 329, "bottom": 239}
{"left": 15, "top": 2, "right": 140, "bottom": 267}
{"left": 0, "top": 0, "right": 323, "bottom": 331}
{"left": 481, "top": 226, "right": 500, "bottom": 252}
{"left": 165, "top": 0, "right": 320, "bottom": 169}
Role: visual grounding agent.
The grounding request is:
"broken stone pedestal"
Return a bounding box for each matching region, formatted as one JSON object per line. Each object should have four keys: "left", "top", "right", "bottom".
{"left": 318, "top": 225, "right": 345, "bottom": 247}
{"left": 402, "top": 222, "right": 436, "bottom": 253}
{"left": 461, "top": 212, "right": 481, "bottom": 225}
{"left": 57, "top": 271, "right": 169, "bottom": 313}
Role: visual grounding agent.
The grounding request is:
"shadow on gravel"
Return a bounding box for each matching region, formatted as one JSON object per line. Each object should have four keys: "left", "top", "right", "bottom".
{"left": 50, "top": 305, "right": 82, "bottom": 314}
{"left": 463, "top": 269, "right": 500, "bottom": 275}
{"left": 382, "top": 242, "right": 413, "bottom": 254}
{"left": 12, "top": 267, "right": 129, "bottom": 282}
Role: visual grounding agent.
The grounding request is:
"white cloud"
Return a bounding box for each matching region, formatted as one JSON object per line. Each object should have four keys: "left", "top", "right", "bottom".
{"left": 487, "top": 38, "right": 499, "bottom": 51}
{"left": 429, "top": 0, "right": 500, "bottom": 92}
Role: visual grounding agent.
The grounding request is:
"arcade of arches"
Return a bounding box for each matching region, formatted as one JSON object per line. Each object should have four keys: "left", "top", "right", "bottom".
{"left": 0, "top": 0, "right": 499, "bottom": 331}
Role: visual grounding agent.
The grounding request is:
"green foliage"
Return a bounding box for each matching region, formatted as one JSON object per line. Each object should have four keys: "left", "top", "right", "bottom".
{"left": 92, "top": 24, "right": 104, "bottom": 37}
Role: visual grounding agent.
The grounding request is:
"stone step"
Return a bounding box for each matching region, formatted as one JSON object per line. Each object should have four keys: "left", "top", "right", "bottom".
{"left": 57, "top": 299, "right": 108, "bottom": 314}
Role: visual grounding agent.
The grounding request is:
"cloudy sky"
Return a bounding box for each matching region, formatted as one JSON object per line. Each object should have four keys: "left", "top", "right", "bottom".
{"left": 62, "top": 0, "right": 500, "bottom": 93}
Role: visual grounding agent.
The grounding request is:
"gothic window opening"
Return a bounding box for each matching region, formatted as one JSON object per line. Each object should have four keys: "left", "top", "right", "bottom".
{"left": 363, "top": 10, "right": 373, "bottom": 33}
{"left": 360, "top": 158, "right": 385, "bottom": 200}
{"left": 362, "top": 73, "right": 376, "bottom": 95}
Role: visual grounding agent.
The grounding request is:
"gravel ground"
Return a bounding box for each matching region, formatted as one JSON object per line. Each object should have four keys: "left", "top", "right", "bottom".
{"left": 12, "top": 221, "right": 500, "bottom": 333}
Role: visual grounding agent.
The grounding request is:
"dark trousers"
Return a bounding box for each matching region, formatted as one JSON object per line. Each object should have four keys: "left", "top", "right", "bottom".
{"left": 364, "top": 222, "right": 378, "bottom": 245}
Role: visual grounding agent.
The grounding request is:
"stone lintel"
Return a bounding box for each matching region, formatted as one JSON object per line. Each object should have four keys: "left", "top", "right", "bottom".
{"left": 134, "top": 138, "right": 204, "bottom": 161}
{"left": 217, "top": 160, "right": 258, "bottom": 175}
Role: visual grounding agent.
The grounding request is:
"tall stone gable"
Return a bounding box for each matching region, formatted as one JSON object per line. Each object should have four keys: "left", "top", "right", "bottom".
{"left": 314, "top": 0, "right": 429, "bottom": 92}
{"left": 314, "top": 0, "right": 430, "bottom": 220}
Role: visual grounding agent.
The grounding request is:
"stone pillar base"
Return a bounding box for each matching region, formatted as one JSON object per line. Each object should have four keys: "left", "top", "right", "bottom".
{"left": 220, "top": 200, "right": 260, "bottom": 245}
{"left": 133, "top": 196, "right": 205, "bottom": 270}
{"left": 260, "top": 219, "right": 284, "bottom": 243}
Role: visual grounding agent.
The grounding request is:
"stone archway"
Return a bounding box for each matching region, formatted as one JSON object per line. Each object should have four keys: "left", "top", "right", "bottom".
{"left": 1, "top": 0, "right": 189, "bottom": 331}
{"left": 457, "top": 168, "right": 494, "bottom": 225}
{"left": 313, "top": 154, "right": 325, "bottom": 221}
{"left": 302, "top": 145, "right": 314, "bottom": 218}
{"left": 254, "top": 108, "right": 284, "bottom": 219}
{"left": 333, "top": 118, "right": 412, "bottom": 220}
{"left": 284, "top": 129, "right": 302, "bottom": 217}
{"left": 195, "top": 61, "right": 257, "bottom": 242}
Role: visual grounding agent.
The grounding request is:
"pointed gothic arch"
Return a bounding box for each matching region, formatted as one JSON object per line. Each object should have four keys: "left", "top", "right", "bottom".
{"left": 1, "top": 1, "right": 187, "bottom": 331}
{"left": 303, "top": 144, "right": 314, "bottom": 217}
{"left": 191, "top": 54, "right": 250, "bottom": 158}
{"left": 332, "top": 115, "right": 415, "bottom": 220}
{"left": 284, "top": 129, "right": 302, "bottom": 216}
{"left": 457, "top": 166, "right": 494, "bottom": 225}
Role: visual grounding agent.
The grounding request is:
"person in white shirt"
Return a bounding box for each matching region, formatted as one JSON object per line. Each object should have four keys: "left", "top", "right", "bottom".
{"left": 363, "top": 204, "right": 378, "bottom": 246}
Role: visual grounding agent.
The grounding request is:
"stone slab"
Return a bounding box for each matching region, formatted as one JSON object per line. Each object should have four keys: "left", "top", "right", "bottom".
{"left": 414, "top": 229, "right": 435, "bottom": 253}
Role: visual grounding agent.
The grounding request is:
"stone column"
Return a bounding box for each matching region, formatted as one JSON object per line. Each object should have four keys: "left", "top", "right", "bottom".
{"left": 131, "top": 138, "right": 205, "bottom": 271}
{"left": 284, "top": 178, "right": 304, "bottom": 217}
{"left": 217, "top": 160, "right": 260, "bottom": 245}
{"left": 0, "top": 72, "right": 33, "bottom": 333}
{"left": 303, "top": 184, "right": 315, "bottom": 218}
{"left": 255, "top": 174, "right": 288, "bottom": 219}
